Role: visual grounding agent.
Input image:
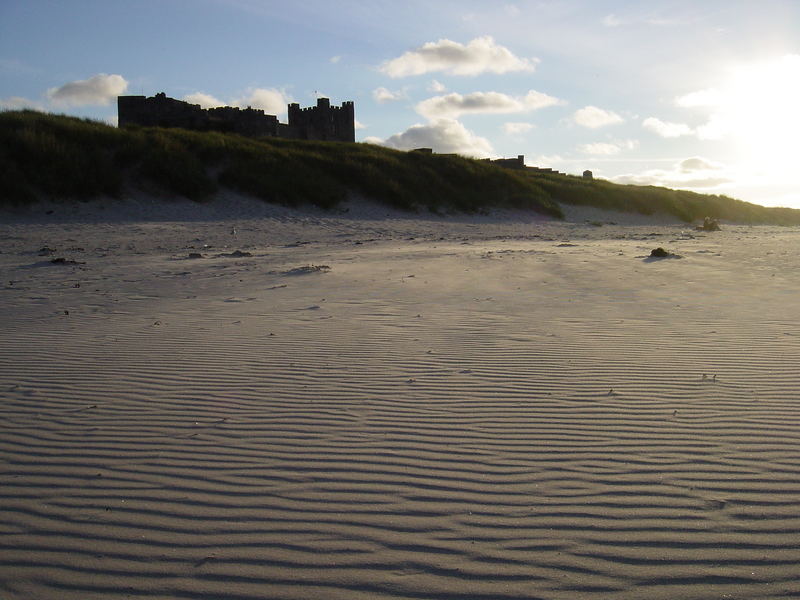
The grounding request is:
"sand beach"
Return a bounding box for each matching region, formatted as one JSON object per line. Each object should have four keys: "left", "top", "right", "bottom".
{"left": 1, "top": 194, "right": 800, "bottom": 599}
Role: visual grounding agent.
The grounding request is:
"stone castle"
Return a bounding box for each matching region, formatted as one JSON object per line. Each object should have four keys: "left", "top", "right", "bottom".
{"left": 117, "top": 92, "right": 355, "bottom": 142}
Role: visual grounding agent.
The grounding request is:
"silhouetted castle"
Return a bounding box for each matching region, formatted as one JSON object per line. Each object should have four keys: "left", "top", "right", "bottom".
{"left": 484, "top": 155, "right": 561, "bottom": 175}
{"left": 117, "top": 92, "right": 355, "bottom": 142}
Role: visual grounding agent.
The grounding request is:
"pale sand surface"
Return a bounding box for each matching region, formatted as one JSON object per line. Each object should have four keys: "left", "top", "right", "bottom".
{"left": 2, "top": 194, "right": 800, "bottom": 599}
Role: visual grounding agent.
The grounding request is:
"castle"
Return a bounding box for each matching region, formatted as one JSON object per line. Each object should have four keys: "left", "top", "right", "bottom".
{"left": 117, "top": 92, "right": 355, "bottom": 142}
{"left": 485, "top": 154, "right": 562, "bottom": 175}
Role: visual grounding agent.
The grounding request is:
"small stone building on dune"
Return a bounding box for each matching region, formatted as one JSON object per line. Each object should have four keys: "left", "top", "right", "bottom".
{"left": 118, "top": 92, "right": 355, "bottom": 142}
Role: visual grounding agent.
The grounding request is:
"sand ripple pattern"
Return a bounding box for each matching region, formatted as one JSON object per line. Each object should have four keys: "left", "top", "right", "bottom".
{"left": 2, "top": 238, "right": 800, "bottom": 599}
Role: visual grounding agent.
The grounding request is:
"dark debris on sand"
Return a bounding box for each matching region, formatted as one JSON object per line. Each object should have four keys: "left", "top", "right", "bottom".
{"left": 649, "top": 247, "right": 682, "bottom": 259}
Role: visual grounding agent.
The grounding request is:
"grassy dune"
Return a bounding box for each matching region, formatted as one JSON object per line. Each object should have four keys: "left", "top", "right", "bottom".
{"left": 2, "top": 110, "right": 799, "bottom": 224}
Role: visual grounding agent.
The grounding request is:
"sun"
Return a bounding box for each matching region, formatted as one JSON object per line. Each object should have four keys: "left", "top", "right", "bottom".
{"left": 705, "top": 55, "right": 800, "bottom": 175}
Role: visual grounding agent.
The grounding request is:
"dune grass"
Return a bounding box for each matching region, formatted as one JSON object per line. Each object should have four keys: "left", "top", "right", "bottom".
{"left": 529, "top": 172, "right": 800, "bottom": 224}
{"left": 2, "top": 109, "right": 799, "bottom": 224}
{"left": 0, "top": 110, "right": 561, "bottom": 217}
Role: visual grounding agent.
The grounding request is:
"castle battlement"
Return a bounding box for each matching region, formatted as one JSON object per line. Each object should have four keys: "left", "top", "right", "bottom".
{"left": 118, "top": 92, "right": 355, "bottom": 142}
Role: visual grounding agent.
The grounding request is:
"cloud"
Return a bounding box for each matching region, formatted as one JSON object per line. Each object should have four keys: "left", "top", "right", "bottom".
{"left": 675, "top": 88, "right": 723, "bottom": 108}
{"left": 428, "top": 79, "right": 446, "bottom": 93}
{"left": 578, "top": 140, "right": 639, "bottom": 156}
{"left": 614, "top": 172, "right": 731, "bottom": 189}
{"left": 0, "top": 96, "right": 43, "bottom": 110}
{"left": 374, "top": 118, "right": 493, "bottom": 157}
{"left": 611, "top": 157, "right": 732, "bottom": 190}
{"left": 578, "top": 139, "right": 638, "bottom": 155}
{"left": 573, "top": 106, "right": 623, "bottom": 128}
{"left": 529, "top": 154, "right": 566, "bottom": 169}
{"left": 330, "top": 55, "right": 342, "bottom": 64}
{"left": 679, "top": 157, "right": 724, "bottom": 172}
{"left": 185, "top": 88, "right": 291, "bottom": 114}
{"left": 46, "top": 73, "right": 128, "bottom": 106}
{"left": 416, "top": 90, "right": 561, "bottom": 120}
{"left": 183, "top": 92, "right": 225, "bottom": 109}
{"left": 372, "top": 86, "right": 406, "bottom": 103}
{"left": 642, "top": 116, "right": 694, "bottom": 138}
{"left": 234, "top": 88, "right": 290, "bottom": 114}
{"left": 354, "top": 119, "right": 367, "bottom": 130}
{"left": 503, "top": 121, "right": 534, "bottom": 135}
{"left": 694, "top": 115, "right": 731, "bottom": 141}
{"left": 380, "top": 36, "right": 537, "bottom": 78}
{"left": 579, "top": 142, "right": 620, "bottom": 155}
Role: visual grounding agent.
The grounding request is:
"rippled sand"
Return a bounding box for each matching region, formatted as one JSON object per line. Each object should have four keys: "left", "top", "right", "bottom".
{"left": 2, "top": 195, "right": 799, "bottom": 599}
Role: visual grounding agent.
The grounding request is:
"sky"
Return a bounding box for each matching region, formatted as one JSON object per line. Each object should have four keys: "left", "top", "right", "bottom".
{"left": 2, "top": 0, "right": 799, "bottom": 208}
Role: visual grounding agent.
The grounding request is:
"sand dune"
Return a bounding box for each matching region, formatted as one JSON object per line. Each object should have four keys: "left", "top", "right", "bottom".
{"left": 1, "top": 196, "right": 800, "bottom": 599}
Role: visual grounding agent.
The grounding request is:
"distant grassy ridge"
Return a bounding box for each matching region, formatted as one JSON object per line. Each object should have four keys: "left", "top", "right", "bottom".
{"left": 2, "top": 110, "right": 799, "bottom": 224}
{"left": 528, "top": 171, "right": 800, "bottom": 225}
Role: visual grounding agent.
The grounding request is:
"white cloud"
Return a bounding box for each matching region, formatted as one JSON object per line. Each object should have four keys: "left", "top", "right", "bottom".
{"left": 611, "top": 157, "right": 732, "bottom": 190}
{"left": 380, "top": 36, "right": 537, "bottom": 78}
{"left": 675, "top": 88, "right": 723, "bottom": 108}
{"left": 503, "top": 121, "right": 534, "bottom": 135}
{"left": 428, "top": 79, "right": 446, "bottom": 93}
{"left": 46, "top": 73, "right": 128, "bottom": 106}
{"left": 694, "top": 115, "right": 731, "bottom": 140}
{"left": 530, "top": 154, "right": 566, "bottom": 169}
{"left": 573, "top": 106, "right": 623, "bottom": 128}
{"left": 183, "top": 87, "right": 292, "bottom": 115}
{"left": 183, "top": 92, "right": 225, "bottom": 109}
{"left": 0, "top": 95, "right": 43, "bottom": 110}
{"left": 416, "top": 90, "right": 561, "bottom": 120}
{"left": 579, "top": 139, "right": 638, "bottom": 155}
{"left": 330, "top": 55, "right": 342, "bottom": 64}
{"left": 602, "top": 14, "right": 623, "bottom": 27}
{"left": 614, "top": 172, "right": 731, "bottom": 189}
{"left": 642, "top": 116, "right": 694, "bottom": 138}
{"left": 376, "top": 118, "right": 493, "bottom": 157}
{"left": 235, "top": 88, "right": 290, "bottom": 114}
{"left": 679, "top": 157, "right": 724, "bottom": 172}
{"left": 354, "top": 119, "right": 367, "bottom": 130}
{"left": 579, "top": 142, "right": 619, "bottom": 155}
{"left": 372, "top": 86, "right": 406, "bottom": 103}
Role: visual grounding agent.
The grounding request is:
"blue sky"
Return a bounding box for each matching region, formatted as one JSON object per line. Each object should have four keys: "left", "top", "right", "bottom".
{"left": 2, "top": 0, "right": 799, "bottom": 208}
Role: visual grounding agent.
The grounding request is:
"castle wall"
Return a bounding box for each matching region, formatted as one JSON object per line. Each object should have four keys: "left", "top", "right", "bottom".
{"left": 485, "top": 154, "right": 562, "bottom": 175}
{"left": 118, "top": 93, "right": 205, "bottom": 130}
{"left": 118, "top": 93, "right": 354, "bottom": 142}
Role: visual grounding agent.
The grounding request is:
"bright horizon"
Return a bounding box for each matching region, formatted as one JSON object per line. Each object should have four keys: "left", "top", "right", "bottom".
{"left": 2, "top": 0, "right": 798, "bottom": 209}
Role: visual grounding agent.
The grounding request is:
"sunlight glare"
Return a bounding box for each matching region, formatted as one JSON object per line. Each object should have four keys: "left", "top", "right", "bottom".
{"left": 720, "top": 55, "right": 800, "bottom": 174}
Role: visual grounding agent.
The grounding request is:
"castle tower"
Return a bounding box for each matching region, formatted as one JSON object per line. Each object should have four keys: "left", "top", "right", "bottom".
{"left": 286, "top": 98, "right": 355, "bottom": 142}
{"left": 339, "top": 101, "right": 355, "bottom": 143}
{"left": 117, "top": 95, "right": 147, "bottom": 128}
